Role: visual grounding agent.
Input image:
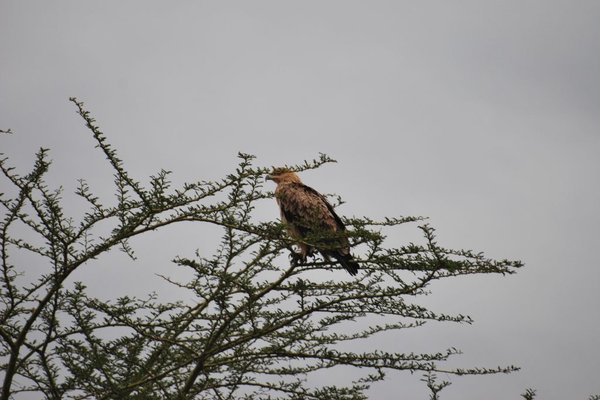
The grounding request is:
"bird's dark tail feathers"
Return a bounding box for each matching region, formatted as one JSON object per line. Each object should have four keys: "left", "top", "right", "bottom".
{"left": 333, "top": 253, "right": 359, "bottom": 276}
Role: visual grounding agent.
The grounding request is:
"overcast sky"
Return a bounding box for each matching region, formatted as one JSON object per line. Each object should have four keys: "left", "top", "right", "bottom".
{"left": 1, "top": 1, "right": 600, "bottom": 399}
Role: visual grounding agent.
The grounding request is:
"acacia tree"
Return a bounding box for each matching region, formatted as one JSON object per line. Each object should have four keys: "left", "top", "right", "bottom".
{"left": 0, "top": 99, "right": 523, "bottom": 400}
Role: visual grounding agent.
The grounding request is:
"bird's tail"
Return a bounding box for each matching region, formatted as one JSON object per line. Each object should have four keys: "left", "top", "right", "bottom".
{"left": 333, "top": 253, "right": 359, "bottom": 276}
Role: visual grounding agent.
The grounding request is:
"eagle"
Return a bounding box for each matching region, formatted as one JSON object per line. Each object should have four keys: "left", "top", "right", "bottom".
{"left": 266, "top": 168, "right": 359, "bottom": 275}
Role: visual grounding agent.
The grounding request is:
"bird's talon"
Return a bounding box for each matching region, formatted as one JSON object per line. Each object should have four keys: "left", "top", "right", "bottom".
{"left": 289, "top": 251, "right": 302, "bottom": 266}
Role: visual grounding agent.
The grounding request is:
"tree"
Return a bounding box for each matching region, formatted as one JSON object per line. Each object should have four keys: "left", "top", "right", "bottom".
{"left": 0, "top": 99, "right": 523, "bottom": 400}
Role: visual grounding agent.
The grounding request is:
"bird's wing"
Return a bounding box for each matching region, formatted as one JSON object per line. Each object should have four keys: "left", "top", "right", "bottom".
{"left": 277, "top": 182, "right": 358, "bottom": 275}
{"left": 277, "top": 183, "right": 347, "bottom": 242}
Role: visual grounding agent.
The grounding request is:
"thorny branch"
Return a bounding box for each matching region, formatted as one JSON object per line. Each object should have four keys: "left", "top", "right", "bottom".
{"left": 0, "top": 100, "right": 523, "bottom": 400}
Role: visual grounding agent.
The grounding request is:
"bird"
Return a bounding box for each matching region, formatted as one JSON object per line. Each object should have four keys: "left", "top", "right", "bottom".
{"left": 265, "top": 168, "right": 359, "bottom": 275}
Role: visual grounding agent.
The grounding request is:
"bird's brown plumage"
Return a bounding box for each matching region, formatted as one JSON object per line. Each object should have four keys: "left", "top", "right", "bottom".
{"left": 266, "top": 169, "right": 359, "bottom": 275}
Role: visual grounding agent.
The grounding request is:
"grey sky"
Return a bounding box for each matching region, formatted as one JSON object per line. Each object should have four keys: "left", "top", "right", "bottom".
{"left": 1, "top": 1, "right": 600, "bottom": 399}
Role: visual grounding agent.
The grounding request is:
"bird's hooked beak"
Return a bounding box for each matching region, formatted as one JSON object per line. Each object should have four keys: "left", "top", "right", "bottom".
{"left": 265, "top": 174, "right": 274, "bottom": 182}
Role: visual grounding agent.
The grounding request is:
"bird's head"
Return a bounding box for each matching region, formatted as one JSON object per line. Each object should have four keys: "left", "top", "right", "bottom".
{"left": 265, "top": 168, "right": 302, "bottom": 184}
